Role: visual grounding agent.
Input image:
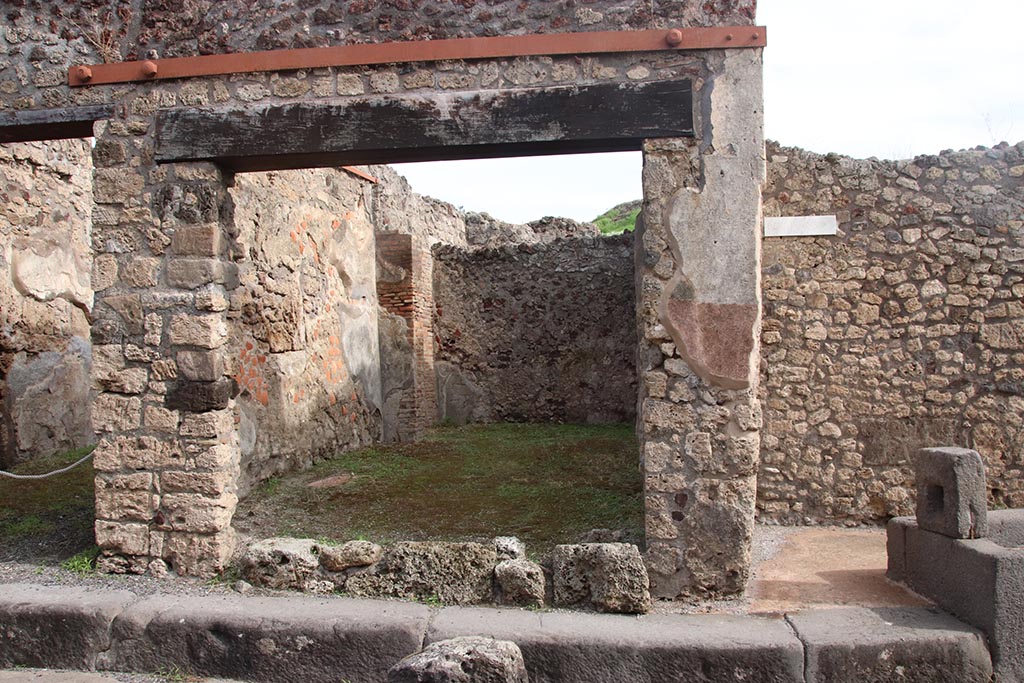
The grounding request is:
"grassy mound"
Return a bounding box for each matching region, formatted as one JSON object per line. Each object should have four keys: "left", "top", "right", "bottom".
{"left": 593, "top": 200, "right": 641, "bottom": 235}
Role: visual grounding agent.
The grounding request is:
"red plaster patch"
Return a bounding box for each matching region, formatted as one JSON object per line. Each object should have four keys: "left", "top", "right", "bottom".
{"left": 665, "top": 300, "right": 758, "bottom": 389}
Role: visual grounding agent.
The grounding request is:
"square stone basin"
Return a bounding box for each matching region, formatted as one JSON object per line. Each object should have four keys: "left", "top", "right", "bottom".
{"left": 888, "top": 508, "right": 1024, "bottom": 682}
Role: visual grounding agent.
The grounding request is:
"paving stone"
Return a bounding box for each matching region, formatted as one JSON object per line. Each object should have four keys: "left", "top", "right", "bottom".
{"left": 788, "top": 607, "right": 992, "bottom": 683}
{"left": 0, "top": 584, "right": 136, "bottom": 670}
{"left": 428, "top": 607, "right": 804, "bottom": 683}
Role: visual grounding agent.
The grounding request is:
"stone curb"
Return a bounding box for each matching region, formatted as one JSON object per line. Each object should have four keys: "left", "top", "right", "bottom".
{"left": 0, "top": 584, "right": 993, "bottom": 683}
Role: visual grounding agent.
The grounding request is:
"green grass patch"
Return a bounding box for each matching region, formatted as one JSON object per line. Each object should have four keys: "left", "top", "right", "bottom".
{"left": 235, "top": 423, "right": 642, "bottom": 555}
{"left": 61, "top": 545, "right": 101, "bottom": 575}
{"left": 1, "top": 515, "right": 55, "bottom": 538}
{"left": 0, "top": 445, "right": 97, "bottom": 563}
{"left": 593, "top": 200, "right": 641, "bottom": 235}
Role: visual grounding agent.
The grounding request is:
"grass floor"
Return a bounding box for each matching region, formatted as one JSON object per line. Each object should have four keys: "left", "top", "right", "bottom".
{"left": 235, "top": 423, "right": 643, "bottom": 555}
{"left": 0, "top": 424, "right": 642, "bottom": 564}
{"left": 0, "top": 446, "right": 96, "bottom": 563}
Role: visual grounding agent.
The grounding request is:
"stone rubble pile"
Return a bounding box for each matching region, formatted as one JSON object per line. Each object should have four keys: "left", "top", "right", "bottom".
{"left": 239, "top": 536, "right": 651, "bottom": 614}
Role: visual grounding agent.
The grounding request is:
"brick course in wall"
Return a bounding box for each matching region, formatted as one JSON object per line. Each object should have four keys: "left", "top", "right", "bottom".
{"left": 376, "top": 231, "right": 437, "bottom": 440}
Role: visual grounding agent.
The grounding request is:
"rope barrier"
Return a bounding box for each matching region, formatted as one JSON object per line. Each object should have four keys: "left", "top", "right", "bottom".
{"left": 0, "top": 451, "right": 94, "bottom": 480}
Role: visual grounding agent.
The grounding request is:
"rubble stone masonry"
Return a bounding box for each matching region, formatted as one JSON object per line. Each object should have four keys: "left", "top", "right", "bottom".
{"left": 758, "top": 141, "right": 1024, "bottom": 524}
{"left": 0, "top": 139, "right": 93, "bottom": 467}
{"left": 432, "top": 234, "right": 637, "bottom": 425}
{"left": 228, "top": 168, "right": 382, "bottom": 496}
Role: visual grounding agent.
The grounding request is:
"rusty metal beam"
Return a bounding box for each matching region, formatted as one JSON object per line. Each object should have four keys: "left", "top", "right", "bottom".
{"left": 342, "top": 166, "right": 378, "bottom": 184}
{"left": 68, "top": 26, "right": 765, "bottom": 87}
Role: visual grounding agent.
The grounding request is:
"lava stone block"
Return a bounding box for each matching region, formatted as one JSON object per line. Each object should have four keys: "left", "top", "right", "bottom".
{"left": 915, "top": 447, "right": 988, "bottom": 539}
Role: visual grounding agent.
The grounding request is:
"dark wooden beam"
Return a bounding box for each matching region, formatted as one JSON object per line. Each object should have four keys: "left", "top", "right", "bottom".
{"left": 156, "top": 80, "right": 692, "bottom": 172}
{"left": 0, "top": 105, "right": 114, "bottom": 143}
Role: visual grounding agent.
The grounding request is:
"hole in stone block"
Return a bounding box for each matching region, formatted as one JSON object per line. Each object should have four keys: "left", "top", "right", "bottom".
{"left": 925, "top": 484, "right": 945, "bottom": 514}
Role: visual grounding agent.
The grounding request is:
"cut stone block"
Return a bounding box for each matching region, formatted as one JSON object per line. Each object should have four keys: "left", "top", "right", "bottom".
{"left": 427, "top": 607, "right": 804, "bottom": 683}
{"left": 0, "top": 584, "right": 135, "bottom": 670}
{"left": 165, "top": 378, "right": 238, "bottom": 412}
{"left": 988, "top": 508, "right": 1024, "bottom": 549}
{"left": 344, "top": 541, "right": 498, "bottom": 604}
{"left": 240, "top": 537, "right": 327, "bottom": 592}
{"left": 494, "top": 559, "right": 546, "bottom": 607}
{"left": 551, "top": 543, "right": 651, "bottom": 614}
{"left": 105, "top": 593, "right": 431, "bottom": 682}
{"left": 915, "top": 447, "right": 987, "bottom": 539}
{"left": 788, "top": 607, "right": 992, "bottom": 683}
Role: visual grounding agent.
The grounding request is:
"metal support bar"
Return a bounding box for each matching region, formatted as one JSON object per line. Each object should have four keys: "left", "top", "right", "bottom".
{"left": 68, "top": 26, "right": 766, "bottom": 87}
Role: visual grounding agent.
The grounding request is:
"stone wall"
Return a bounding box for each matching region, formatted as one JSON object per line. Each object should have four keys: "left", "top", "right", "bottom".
{"left": 759, "top": 141, "right": 1024, "bottom": 524}
{"left": 0, "top": 139, "right": 94, "bottom": 467}
{"left": 373, "top": 166, "right": 467, "bottom": 249}
{"left": 433, "top": 234, "right": 637, "bottom": 425}
{"left": 228, "top": 168, "right": 382, "bottom": 496}
{"left": 1, "top": 0, "right": 763, "bottom": 590}
{"left": 636, "top": 49, "right": 765, "bottom": 598}
{"left": 465, "top": 213, "right": 600, "bottom": 249}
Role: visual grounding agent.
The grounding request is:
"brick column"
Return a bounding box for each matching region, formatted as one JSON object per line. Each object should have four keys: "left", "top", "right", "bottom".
{"left": 376, "top": 232, "right": 436, "bottom": 439}
{"left": 90, "top": 117, "right": 240, "bottom": 577}
{"left": 638, "top": 50, "right": 765, "bottom": 598}
{"left": 409, "top": 237, "right": 438, "bottom": 433}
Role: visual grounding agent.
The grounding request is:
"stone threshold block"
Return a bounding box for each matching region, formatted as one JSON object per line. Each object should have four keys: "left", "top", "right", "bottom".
{"left": 888, "top": 513, "right": 1024, "bottom": 682}
{"left": 0, "top": 584, "right": 995, "bottom": 683}
{"left": 0, "top": 585, "right": 136, "bottom": 670}
{"left": 787, "top": 607, "right": 992, "bottom": 683}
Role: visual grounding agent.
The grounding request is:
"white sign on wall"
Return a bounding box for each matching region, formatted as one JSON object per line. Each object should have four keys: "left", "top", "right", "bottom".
{"left": 763, "top": 215, "right": 838, "bottom": 238}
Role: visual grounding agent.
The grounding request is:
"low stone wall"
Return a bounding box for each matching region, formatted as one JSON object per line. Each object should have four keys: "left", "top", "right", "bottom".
{"left": 759, "top": 141, "right": 1024, "bottom": 524}
{"left": 239, "top": 536, "right": 651, "bottom": 614}
{"left": 465, "top": 212, "right": 600, "bottom": 249}
{"left": 432, "top": 234, "right": 637, "bottom": 425}
{"left": 0, "top": 140, "right": 94, "bottom": 467}
{"left": 228, "top": 168, "right": 382, "bottom": 495}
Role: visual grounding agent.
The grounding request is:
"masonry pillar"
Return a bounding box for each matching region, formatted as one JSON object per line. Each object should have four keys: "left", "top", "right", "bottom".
{"left": 638, "top": 49, "right": 765, "bottom": 598}
{"left": 376, "top": 232, "right": 437, "bottom": 441}
{"left": 90, "top": 115, "right": 240, "bottom": 577}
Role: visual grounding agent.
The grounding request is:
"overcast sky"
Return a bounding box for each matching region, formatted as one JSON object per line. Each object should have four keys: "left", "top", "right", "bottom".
{"left": 393, "top": 1, "right": 1024, "bottom": 224}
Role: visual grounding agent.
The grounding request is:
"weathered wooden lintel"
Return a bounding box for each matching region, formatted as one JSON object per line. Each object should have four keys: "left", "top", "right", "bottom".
{"left": 155, "top": 80, "right": 693, "bottom": 172}
{"left": 0, "top": 105, "right": 114, "bottom": 143}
